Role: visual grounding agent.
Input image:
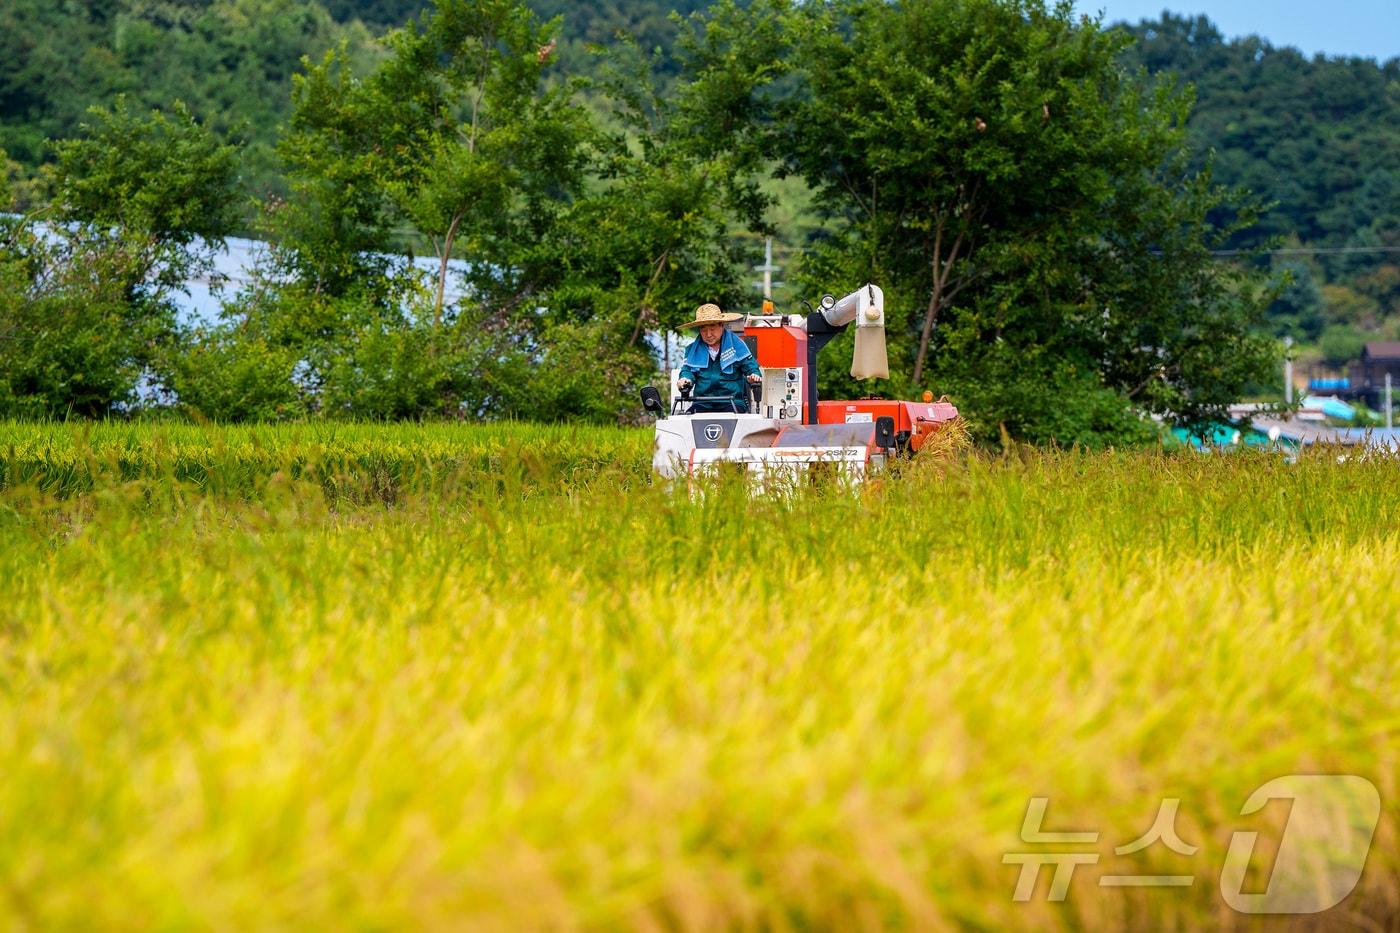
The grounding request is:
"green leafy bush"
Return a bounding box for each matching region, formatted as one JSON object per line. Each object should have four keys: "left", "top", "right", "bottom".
{"left": 1318, "top": 324, "right": 1367, "bottom": 366}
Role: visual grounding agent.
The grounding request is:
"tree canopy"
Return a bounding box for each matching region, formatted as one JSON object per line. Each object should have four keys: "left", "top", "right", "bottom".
{"left": 0, "top": 102, "right": 239, "bottom": 417}
{"left": 761, "top": 0, "right": 1275, "bottom": 443}
{"left": 8, "top": 0, "right": 1390, "bottom": 440}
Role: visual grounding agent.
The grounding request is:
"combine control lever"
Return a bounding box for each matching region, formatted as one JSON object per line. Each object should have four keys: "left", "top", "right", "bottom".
{"left": 747, "top": 380, "right": 762, "bottom": 415}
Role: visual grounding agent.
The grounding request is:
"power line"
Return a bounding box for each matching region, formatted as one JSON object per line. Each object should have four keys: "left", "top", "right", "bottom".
{"left": 1207, "top": 246, "right": 1400, "bottom": 256}
{"left": 737, "top": 240, "right": 1400, "bottom": 259}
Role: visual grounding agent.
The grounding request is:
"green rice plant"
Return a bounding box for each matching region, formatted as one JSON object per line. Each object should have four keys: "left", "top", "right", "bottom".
{"left": 0, "top": 424, "right": 1395, "bottom": 929}
{"left": 0, "top": 421, "right": 652, "bottom": 502}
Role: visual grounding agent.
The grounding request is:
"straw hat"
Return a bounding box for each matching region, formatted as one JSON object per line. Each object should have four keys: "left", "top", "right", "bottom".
{"left": 679, "top": 302, "right": 744, "bottom": 329}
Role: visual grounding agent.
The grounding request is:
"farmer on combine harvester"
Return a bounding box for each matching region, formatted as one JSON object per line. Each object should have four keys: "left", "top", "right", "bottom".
{"left": 676, "top": 303, "right": 762, "bottom": 414}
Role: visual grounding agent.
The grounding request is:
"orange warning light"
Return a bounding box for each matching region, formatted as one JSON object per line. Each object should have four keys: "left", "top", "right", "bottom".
{"left": 922, "top": 390, "right": 934, "bottom": 403}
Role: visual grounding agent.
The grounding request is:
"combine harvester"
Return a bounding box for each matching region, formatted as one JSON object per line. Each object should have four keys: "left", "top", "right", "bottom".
{"left": 640, "top": 285, "right": 960, "bottom": 484}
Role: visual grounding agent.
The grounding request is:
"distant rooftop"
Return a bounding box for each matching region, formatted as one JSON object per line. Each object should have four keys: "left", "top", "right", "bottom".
{"left": 1363, "top": 341, "right": 1400, "bottom": 361}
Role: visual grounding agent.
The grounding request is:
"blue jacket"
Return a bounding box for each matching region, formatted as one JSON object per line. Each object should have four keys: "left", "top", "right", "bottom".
{"left": 679, "top": 331, "right": 760, "bottom": 413}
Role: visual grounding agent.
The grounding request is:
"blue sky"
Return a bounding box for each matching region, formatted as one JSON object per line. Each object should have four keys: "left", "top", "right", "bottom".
{"left": 1072, "top": 1, "right": 1400, "bottom": 61}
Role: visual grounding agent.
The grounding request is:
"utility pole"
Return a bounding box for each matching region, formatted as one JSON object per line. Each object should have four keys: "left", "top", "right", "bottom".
{"left": 1283, "top": 336, "right": 1294, "bottom": 406}
{"left": 1377, "top": 369, "right": 1388, "bottom": 428}
{"left": 753, "top": 238, "right": 782, "bottom": 306}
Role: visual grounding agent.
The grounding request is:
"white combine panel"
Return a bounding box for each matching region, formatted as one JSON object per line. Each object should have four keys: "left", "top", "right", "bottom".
{"left": 651, "top": 414, "right": 886, "bottom": 486}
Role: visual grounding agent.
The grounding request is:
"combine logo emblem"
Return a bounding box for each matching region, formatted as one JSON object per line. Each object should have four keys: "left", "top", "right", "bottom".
{"left": 692, "top": 419, "right": 735, "bottom": 448}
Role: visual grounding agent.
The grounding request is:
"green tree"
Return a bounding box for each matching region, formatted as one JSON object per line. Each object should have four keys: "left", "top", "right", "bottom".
{"left": 480, "top": 0, "right": 790, "bottom": 420}
{"left": 1320, "top": 282, "right": 1381, "bottom": 331}
{"left": 1266, "top": 261, "right": 1324, "bottom": 339}
{"left": 53, "top": 99, "right": 240, "bottom": 254}
{"left": 232, "top": 0, "right": 599, "bottom": 421}
{"left": 1319, "top": 324, "right": 1365, "bottom": 366}
{"left": 767, "top": 0, "right": 1276, "bottom": 443}
{"left": 537, "top": 4, "right": 785, "bottom": 337}
{"left": 0, "top": 234, "right": 159, "bottom": 418}
{"left": 523, "top": 1, "right": 716, "bottom": 85}
{"left": 280, "top": 1, "right": 589, "bottom": 314}
{"left": 0, "top": 103, "right": 240, "bottom": 417}
{"left": 376, "top": 0, "right": 589, "bottom": 322}
{"left": 249, "top": 0, "right": 783, "bottom": 423}
{"left": 274, "top": 39, "right": 406, "bottom": 298}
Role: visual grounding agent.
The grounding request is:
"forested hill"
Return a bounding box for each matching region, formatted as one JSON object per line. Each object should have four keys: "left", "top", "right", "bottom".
{"left": 1122, "top": 15, "right": 1399, "bottom": 250}
{"left": 5, "top": 3, "right": 1395, "bottom": 230}
{"left": 318, "top": 0, "right": 715, "bottom": 77}
{"left": 1118, "top": 15, "right": 1400, "bottom": 354}
{"left": 323, "top": 0, "right": 714, "bottom": 60}
{"left": 0, "top": 0, "right": 708, "bottom": 196}
{"left": 2, "top": 2, "right": 1398, "bottom": 349}
{"left": 0, "top": 0, "right": 372, "bottom": 193}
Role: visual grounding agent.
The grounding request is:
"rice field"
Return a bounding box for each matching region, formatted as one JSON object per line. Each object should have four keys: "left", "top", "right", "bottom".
{"left": 1, "top": 421, "right": 1396, "bottom": 930}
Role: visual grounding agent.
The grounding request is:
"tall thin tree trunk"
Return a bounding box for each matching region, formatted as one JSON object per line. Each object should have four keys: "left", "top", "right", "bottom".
{"left": 629, "top": 250, "right": 671, "bottom": 346}
{"left": 435, "top": 212, "right": 463, "bottom": 327}
{"left": 913, "top": 219, "right": 945, "bottom": 386}
{"left": 912, "top": 216, "right": 967, "bottom": 386}
{"left": 913, "top": 280, "right": 943, "bottom": 386}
